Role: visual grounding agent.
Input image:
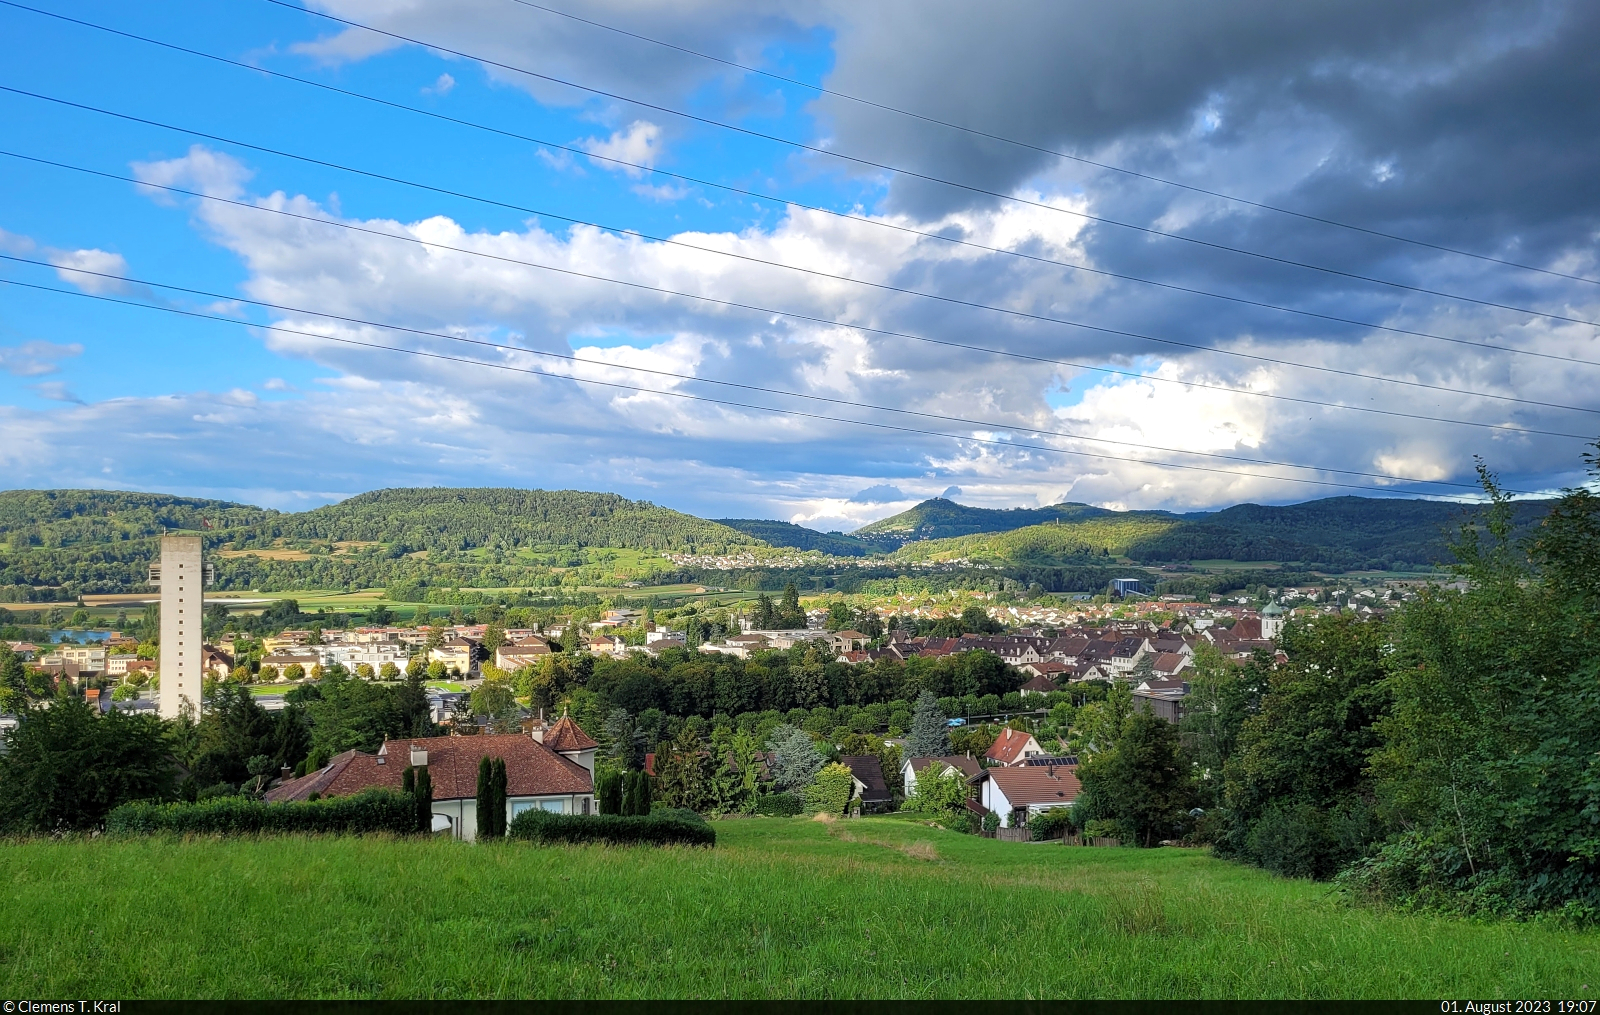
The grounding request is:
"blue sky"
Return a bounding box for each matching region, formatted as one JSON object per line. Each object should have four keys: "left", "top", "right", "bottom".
{"left": 3, "top": 0, "right": 1599, "bottom": 528}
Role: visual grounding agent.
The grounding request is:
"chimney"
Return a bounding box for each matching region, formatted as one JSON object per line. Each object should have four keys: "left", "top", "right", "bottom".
{"left": 410, "top": 745, "right": 428, "bottom": 768}
{"left": 281, "top": 765, "right": 293, "bottom": 781}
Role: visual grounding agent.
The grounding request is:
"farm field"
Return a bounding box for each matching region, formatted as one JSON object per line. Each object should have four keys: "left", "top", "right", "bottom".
{"left": 0, "top": 816, "right": 1592, "bottom": 999}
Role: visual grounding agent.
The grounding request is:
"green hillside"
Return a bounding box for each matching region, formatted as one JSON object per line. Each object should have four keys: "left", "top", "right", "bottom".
{"left": 891, "top": 515, "right": 1180, "bottom": 565}
{"left": 241, "top": 488, "right": 756, "bottom": 554}
{"left": 872, "top": 495, "right": 1552, "bottom": 571}
{"left": 714, "top": 519, "right": 876, "bottom": 557}
{"left": 855, "top": 498, "right": 1117, "bottom": 542}
{"left": 0, "top": 489, "right": 758, "bottom": 598}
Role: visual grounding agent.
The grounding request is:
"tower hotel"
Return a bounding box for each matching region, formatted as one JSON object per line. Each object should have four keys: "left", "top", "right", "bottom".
{"left": 150, "top": 533, "right": 210, "bottom": 719}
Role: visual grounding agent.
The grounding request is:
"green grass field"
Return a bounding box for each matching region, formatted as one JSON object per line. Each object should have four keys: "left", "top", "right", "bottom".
{"left": 0, "top": 815, "right": 1593, "bottom": 998}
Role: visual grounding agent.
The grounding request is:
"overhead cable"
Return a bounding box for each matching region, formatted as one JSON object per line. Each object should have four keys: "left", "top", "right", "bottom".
{"left": 0, "top": 272, "right": 1539, "bottom": 496}
{"left": 502, "top": 0, "right": 1600, "bottom": 289}
{"left": 254, "top": 0, "right": 1600, "bottom": 324}
{"left": 7, "top": 148, "right": 1596, "bottom": 435}
{"left": 1, "top": 0, "right": 1585, "bottom": 371}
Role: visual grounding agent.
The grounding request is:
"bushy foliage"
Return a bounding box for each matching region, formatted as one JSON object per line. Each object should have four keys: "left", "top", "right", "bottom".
{"left": 804, "top": 762, "right": 855, "bottom": 816}
{"left": 0, "top": 698, "right": 176, "bottom": 833}
{"left": 752, "top": 792, "right": 802, "bottom": 816}
{"left": 1029, "top": 807, "right": 1075, "bottom": 841}
{"left": 1216, "top": 613, "right": 1389, "bottom": 876}
{"left": 1077, "top": 710, "right": 1193, "bottom": 848}
{"left": 904, "top": 764, "right": 968, "bottom": 816}
{"left": 107, "top": 788, "right": 417, "bottom": 835}
{"left": 507, "top": 809, "right": 715, "bottom": 847}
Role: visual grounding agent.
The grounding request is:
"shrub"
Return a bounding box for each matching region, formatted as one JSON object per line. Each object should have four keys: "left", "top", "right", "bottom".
{"left": 804, "top": 762, "right": 854, "bottom": 815}
{"left": 107, "top": 789, "right": 418, "bottom": 836}
{"left": 1029, "top": 807, "right": 1075, "bottom": 841}
{"left": 508, "top": 810, "right": 715, "bottom": 847}
{"left": 753, "top": 792, "right": 803, "bottom": 817}
{"left": 595, "top": 769, "right": 624, "bottom": 815}
{"left": 981, "top": 811, "right": 1000, "bottom": 834}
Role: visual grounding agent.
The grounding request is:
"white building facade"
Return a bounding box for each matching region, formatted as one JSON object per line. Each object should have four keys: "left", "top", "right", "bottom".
{"left": 153, "top": 534, "right": 207, "bottom": 719}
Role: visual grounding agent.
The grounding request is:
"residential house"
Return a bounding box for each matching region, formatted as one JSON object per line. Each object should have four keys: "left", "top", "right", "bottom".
{"left": 829, "top": 629, "right": 869, "bottom": 654}
{"left": 1018, "top": 673, "right": 1058, "bottom": 696}
{"left": 1107, "top": 636, "right": 1153, "bottom": 677}
{"left": 901, "top": 754, "right": 981, "bottom": 797}
{"left": 1149, "top": 652, "right": 1191, "bottom": 679}
{"left": 57, "top": 644, "right": 107, "bottom": 673}
{"left": 5, "top": 641, "right": 40, "bottom": 661}
{"left": 837, "top": 755, "right": 894, "bottom": 813}
{"left": 202, "top": 645, "right": 234, "bottom": 678}
{"left": 587, "top": 633, "right": 631, "bottom": 658}
{"left": 430, "top": 637, "right": 479, "bottom": 676}
{"left": 265, "top": 716, "right": 597, "bottom": 841}
{"left": 106, "top": 653, "right": 139, "bottom": 675}
{"left": 986, "top": 727, "right": 1046, "bottom": 766}
{"left": 1018, "top": 660, "right": 1072, "bottom": 681}
{"left": 1133, "top": 677, "right": 1190, "bottom": 723}
{"left": 260, "top": 651, "right": 319, "bottom": 677}
{"left": 495, "top": 638, "right": 551, "bottom": 671}
{"left": 971, "top": 763, "right": 1080, "bottom": 828}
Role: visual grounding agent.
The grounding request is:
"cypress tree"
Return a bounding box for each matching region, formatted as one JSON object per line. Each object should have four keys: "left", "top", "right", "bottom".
{"left": 415, "top": 766, "right": 433, "bottom": 834}
{"left": 476, "top": 755, "right": 493, "bottom": 840}
{"left": 491, "top": 757, "right": 508, "bottom": 836}
{"left": 402, "top": 765, "right": 415, "bottom": 795}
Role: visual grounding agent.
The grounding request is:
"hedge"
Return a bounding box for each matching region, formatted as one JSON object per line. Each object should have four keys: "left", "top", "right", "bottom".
{"left": 753, "top": 792, "right": 803, "bottom": 817}
{"left": 508, "top": 809, "right": 715, "bottom": 847}
{"left": 106, "top": 789, "right": 419, "bottom": 836}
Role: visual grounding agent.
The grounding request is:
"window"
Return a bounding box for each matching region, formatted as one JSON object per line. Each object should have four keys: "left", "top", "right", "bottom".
{"left": 539, "top": 799, "right": 566, "bottom": 814}
{"left": 511, "top": 801, "right": 537, "bottom": 817}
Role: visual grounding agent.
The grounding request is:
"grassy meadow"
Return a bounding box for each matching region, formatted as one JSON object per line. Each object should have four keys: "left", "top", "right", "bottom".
{"left": 1, "top": 815, "right": 1593, "bottom": 999}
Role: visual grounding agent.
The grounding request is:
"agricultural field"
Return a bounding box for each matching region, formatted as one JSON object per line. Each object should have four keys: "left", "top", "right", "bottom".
{"left": 0, "top": 816, "right": 1591, "bottom": 999}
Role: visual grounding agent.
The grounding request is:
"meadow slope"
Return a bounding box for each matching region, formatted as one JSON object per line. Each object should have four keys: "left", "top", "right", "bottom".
{"left": 0, "top": 817, "right": 1592, "bottom": 999}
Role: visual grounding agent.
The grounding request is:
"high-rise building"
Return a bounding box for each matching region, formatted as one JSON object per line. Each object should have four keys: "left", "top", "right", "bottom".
{"left": 150, "top": 534, "right": 209, "bottom": 719}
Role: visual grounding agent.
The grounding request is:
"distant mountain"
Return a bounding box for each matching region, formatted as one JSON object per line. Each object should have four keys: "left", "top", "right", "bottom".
{"left": 871, "top": 495, "right": 1554, "bottom": 571}
{"left": 713, "top": 519, "right": 877, "bottom": 557}
{"left": 246, "top": 488, "right": 758, "bottom": 554}
{"left": 854, "top": 498, "right": 1119, "bottom": 543}
{"left": 0, "top": 488, "right": 760, "bottom": 597}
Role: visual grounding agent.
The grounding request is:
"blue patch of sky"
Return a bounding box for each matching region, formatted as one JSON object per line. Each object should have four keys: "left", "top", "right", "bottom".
{"left": 0, "top": 0, "right": 876, "bottom": 408}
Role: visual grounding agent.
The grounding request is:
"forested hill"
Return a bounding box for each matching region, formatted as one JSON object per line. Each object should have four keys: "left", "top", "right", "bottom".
{"left": 871, "top": 495, "right": 1553, "bottom": 571}
{"left": 238, "top": 489, "right": 757, "bottom": 553}
{"left": 854, "top": 498, "right": 1120, "bottom": 543}
{"left": 713, "top": 519, "right": 876, "bottom": 556}
{"left": 0, "top": 490, "right": 275, "bottom": 549}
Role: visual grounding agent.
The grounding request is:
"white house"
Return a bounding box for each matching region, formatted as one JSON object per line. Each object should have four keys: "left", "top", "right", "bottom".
{"left": 972, "top": 764, "right": 1080, "bottom": 828}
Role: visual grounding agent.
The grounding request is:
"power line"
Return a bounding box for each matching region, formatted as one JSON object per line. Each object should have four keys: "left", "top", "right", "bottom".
{"left": 0, "top": 257, "right": 1500, "bottom": 488}
{"left": 502, "top": 0, "right": 1600, "bottom": 289}
{"left": 8, "top": 148, "right": 1594, "bottom": 439}
{"left": 258, "top": 0, "right": 1600, "bottom": 326}
{"left": 5, "top": 93, "right": 1600, "bottom": 420}
{"left": 0, "top": 272, "right": 1540, "bottom": 496}
{"left": 2, "top": 0, "right": 1586, "bottom": 379}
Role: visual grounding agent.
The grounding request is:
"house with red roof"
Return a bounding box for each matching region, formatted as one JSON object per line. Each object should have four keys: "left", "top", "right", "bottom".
{"left": 971, "top": 763, "right": 1080, "bottom": 828}
{"left": 985, "top": 727, "right": 1046, "bottom": 766}
{"left": 265, "top": 715, "right": 598, "bottom": 841}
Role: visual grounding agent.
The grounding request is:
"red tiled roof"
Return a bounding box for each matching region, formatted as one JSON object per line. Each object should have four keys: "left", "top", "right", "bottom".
{"left": 984, "top": 764, "right": 1081, "bottom": 806}
{"left": 263, "top": 733, "right": 591, "bottom": 803}
{"left": 985, "top": 727, "right": 1039, "bottom": 765}
{"left": 542, "top": 715, "right": 598, "bottom": 752}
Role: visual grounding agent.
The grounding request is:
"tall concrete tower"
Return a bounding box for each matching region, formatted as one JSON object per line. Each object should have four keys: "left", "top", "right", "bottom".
{"left": 151, "top": 534, "right": 208, "bottom": 719}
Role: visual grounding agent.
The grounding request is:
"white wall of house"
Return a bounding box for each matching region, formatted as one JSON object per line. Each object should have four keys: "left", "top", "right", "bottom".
{"left": 979, "top": 780, "right": 1073, "bottom": 828}
{"left": 438, "top": 792, "right": 594, "bottom": 842}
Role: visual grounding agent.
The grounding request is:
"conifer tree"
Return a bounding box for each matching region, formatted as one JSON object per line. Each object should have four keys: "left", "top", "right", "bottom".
{"left": 909, "top": 690, "right": 953, "bottom": 758}
{"left": 414, "top": 765, "right": 433, "bottom": 834}
{"left": 475, "top": 754, "right": 493, "bottom": 840}
{"left": 491, "top": 757, "right": 508, "bottom": 836}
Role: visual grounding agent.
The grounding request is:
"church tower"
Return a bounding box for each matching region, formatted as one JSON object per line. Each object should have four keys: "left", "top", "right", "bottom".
{"left": 151, "top": 534, "right": 209, "bottom": 719}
